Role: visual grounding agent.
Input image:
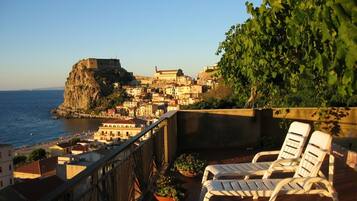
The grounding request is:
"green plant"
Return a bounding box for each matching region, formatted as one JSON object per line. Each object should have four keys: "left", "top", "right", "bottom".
{"left": 28, "top": 148, "right": 47, "bottom": 161}
{"left": 155, "top": 175, "right": 184, "bottom": 201}
{"left": 13, "top": 155, "right": 27, "bottom": 166}
{"left": 218, "top": 0, "right": 357, "bottom": 107}
{"left": 69, "top": 137, "right": 81, "bottom": 145}
{"left": 173, "top": 153, "right": 207, "bottom": 176}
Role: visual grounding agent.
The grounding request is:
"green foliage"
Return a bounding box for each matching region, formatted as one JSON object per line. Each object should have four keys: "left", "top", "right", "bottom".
{"left": 173, "top": 153, "right": 207, "bottom": 175}
{"left": 94, "top": 67, "right": 134, "bottom": 97}
{"left": 94, "top": 88, "right": 129, "bottom": 110}
{"left": 69, "top": 137, "right": 80, "bottom": 145}
{"left": 155, "top": 175, "right": 184, "bottom": 201}
{"left": 29, "top": 148, "right": 47, "bottom": 161}
{"left": 90, "top": 66, "right": 133, "bottom": 111}
{"left": 182, "top": 97, "right": 243, "bottom": 109}
{"left": 217, "top": 0, "right": 357, "bottom": 107}
{"left": 13, "top": 155, "right": 27, "bottom": 166}
{"left": 183, "top": 80, "right": 245, "bottom": 109}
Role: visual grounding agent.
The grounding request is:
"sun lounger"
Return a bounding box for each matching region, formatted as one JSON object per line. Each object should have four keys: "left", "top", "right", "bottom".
{"left": 202, "top": 121, "right": 311, "bottom": 183}
{"left": 200, "top": 131, "right": 338, "bottom": 201}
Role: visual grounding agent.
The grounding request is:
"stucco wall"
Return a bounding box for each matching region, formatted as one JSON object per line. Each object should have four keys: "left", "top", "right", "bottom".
{"left": 177, "top": 108, "right": 357, "bottom": 151}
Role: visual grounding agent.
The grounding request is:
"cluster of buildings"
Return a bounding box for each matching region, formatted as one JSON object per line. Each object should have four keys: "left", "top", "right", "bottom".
{"left": 105, "top": 65, "right": 219, "bottom": 119}
{"left": 0, "top": 64, "right": 220, "bottom": 199}
{"left": 0, "top": 116, "right": 150, "bottom": 197}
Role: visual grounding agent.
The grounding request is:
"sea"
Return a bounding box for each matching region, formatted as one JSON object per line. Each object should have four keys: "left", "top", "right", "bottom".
{"left": 0, "top": 90, "right": 103, "bottom": 147}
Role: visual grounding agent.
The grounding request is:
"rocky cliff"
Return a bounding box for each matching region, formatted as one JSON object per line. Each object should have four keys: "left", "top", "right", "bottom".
{"left": 54, "top": 58, "right": 134, "bottom": 117}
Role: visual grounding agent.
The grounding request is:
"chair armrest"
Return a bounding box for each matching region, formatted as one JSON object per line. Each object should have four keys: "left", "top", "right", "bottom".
{"left": 252, "top": 150, "right": 280, "bottom": 163}
{"left": 270, "top": 158, "right": 300, "bottom": 168}
{"left": 269, "top": 177, "right": 336, "bottom": 201}
{"left": 262, "top": 158, "right": 300, "bottom": 179}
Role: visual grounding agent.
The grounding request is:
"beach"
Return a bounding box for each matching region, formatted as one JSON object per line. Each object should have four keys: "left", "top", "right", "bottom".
{"left": 14, "top": 131, "right": 94, "bottom": 156}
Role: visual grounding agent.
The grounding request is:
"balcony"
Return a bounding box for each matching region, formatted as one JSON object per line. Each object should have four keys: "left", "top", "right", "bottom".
{"left": 39, "top": 108, "right": 357, "bottom": 201}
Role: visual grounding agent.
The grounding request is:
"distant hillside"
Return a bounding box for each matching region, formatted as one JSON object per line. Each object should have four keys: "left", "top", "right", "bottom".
{"left": 31, "top": 87, "right": 64, "bottom": 91}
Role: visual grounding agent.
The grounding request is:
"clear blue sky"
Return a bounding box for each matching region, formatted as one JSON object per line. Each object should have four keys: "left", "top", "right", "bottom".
{"left": 0, "top": 0, "right": 261, "bottom": 90}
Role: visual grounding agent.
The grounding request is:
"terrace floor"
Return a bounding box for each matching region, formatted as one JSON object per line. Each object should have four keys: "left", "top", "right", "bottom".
{"left": 174, "top": 148, "right": 357, "bottom": 201}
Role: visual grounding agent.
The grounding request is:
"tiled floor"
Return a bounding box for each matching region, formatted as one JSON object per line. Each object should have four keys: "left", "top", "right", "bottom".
{"left": 177, "top": 149, "right": 357, "bottom": 201}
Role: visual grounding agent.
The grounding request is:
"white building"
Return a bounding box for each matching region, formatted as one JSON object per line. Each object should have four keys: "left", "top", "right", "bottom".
{"left": 93, "top": 118, "right": 147, "bottom": 143}
{"left": 122, "top": 101, "right": 139, "bottom": 108}
{"left": 153, "top": 67, "right": 184, "bottom": 82}
{"left": 136, "top": 103, "right": 159, "bottom": 117}
{"left": 167, "top": 104, "right": 180, "bottom": 111}
{"left": 124, "top": 87, "right": 146, "bottom": 97}
{"left": 0, "top": 144, "right": 13, "bottom": 189}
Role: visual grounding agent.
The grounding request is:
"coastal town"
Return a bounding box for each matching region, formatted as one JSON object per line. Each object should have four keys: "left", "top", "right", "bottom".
{"left": 102, "top": 64, "right": 218, "bottom": 119}
{"left": 0, "top": 59, "right": 221, "bottom": 197}
{"left": 3, "top": 0, "right": 356, "bottom": 200}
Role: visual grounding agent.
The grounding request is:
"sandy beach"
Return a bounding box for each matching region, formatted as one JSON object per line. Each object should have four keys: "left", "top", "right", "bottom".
{"left": 14, "top": 131, "right": 94, "bottom": 156}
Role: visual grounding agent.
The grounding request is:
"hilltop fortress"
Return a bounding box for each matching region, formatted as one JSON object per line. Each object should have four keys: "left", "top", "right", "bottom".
{"left": 54, "top": 58, "right": 134, "bottom": 117}
{"left": 77, "top": 58, "right": 121, "bottom": 70}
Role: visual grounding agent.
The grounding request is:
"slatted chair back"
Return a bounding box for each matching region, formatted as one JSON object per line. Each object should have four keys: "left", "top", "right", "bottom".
{"left": 293, "top": 131, "right": 332, "bottom": 188}
{"left": 276, "top": 121, "right": 311, "bottom": 161}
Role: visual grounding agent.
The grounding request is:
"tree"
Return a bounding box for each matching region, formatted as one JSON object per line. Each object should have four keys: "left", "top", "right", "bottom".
{"left": 28, "top": 148, "right": 47, "bottom": 161}
{"left": 217, "top": 0, "right": 357, "bottom": 108}
{"left": 13, "top": 155, "right": 27, "bottom": 166}
{"left": 69, "top": 137, "right": 81, "bottom": 145}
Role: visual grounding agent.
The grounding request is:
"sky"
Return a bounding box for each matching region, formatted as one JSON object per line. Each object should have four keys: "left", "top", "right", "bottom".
{"left": 0, "top": 0, "right": 261, "bottom": 90}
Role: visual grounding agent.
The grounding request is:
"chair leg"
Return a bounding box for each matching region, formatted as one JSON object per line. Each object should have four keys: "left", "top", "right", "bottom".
{"left": 199, "top": 185, "right": 208, "bottom": 201}
{"left": 203, "top": 192, "right": 213, "bottom": 201}
{"left": 331, "top": 192, "right": 339, "bottom": 201}
{"left": 201, "top": 169, "right": 210, "bottom": 184}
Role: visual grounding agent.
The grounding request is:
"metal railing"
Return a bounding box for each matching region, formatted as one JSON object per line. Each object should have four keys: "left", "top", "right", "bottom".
{"left": 40, "top": 111, "right": 178, "bottom": 201}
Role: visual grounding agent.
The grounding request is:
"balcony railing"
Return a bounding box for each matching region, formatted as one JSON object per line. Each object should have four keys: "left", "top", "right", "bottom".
{"left": 39, "top": 108, "right": 357, "bottom": 201}
{"left": 40, "top": 111, "right": 178, "bottom": 201}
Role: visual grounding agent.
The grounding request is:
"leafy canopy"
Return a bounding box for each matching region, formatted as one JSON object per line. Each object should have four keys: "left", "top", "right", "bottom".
{"left": 13, "top": 155, "right": 27, "bottom": 166}
{"left": 218, "top": 0, "right": 357, "bottom": 107}
{"left": 29, "top": 148, "right": 47, "bottom": 161}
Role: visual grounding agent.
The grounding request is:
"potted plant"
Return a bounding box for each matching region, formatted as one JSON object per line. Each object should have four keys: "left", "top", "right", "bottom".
{"left": 173, "top": 153, "right": 207, "bottom": 177}
{"left": 154, "top": 175, "right": 184, "bottom": 201}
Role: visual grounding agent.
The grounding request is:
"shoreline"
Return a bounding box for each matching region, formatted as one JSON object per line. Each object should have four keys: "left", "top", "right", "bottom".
{"left": 14, "top": 131, "right": 94, "bottom": 156}
{"left": 52, "top": 107, "right": 125, "bottom": 119}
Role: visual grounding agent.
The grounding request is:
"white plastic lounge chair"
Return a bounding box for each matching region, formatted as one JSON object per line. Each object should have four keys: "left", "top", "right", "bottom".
{"left": 200, "top": 131, "right": 338, "bottom": 201}
{"left": 202, "top": 121, "right": 311, "bottom": 184}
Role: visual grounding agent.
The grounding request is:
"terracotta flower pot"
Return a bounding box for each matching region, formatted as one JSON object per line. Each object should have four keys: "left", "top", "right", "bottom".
{"left": 177, "top": 169, "right": 198, "bottom": 178}
{"left": 154, "top": 194, "right": 176, "bottom": 201}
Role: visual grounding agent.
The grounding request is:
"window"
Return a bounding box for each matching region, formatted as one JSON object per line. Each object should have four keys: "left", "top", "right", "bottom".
{"left": 0, "top": 166, "right": 2, "bottom": 173}
{"left": 9, "top": 164, "right": 11, "bottom": 171}
{"left": 10, "top": 178, "right": 12, "bottom": 185}
{"left": 0, "top": 180, "right": 2, "bottom": 187}
{"left": 0, "top": 152, "right": 2, "bottom": 159}
{"left": 8, "top": 150, "right": 11, "bottom": 157}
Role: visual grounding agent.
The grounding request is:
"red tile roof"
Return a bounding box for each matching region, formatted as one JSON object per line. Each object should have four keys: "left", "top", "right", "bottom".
{"left": 15, "top": 156, "right": 58, "bottom": 176}
{"left": 71, "top": 144, "right": 88, "bottom": 152}
{"left": 56, "top": 142, "right": 73, "bottom": 148}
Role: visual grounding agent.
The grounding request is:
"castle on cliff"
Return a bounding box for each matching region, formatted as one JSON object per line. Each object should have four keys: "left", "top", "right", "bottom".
{"left": 78, "top": 58, "right": 121, "bottom": 70}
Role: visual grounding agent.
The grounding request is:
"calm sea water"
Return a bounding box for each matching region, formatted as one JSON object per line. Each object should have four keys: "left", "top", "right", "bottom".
{"left": 0, "top": 90, "right": 103, "bottom": 147}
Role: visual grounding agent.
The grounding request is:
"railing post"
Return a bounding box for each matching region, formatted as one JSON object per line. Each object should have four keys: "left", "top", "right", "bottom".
{"left": 163, "top": 120, "right": 169, "bottom": 164}
{"left": 329, "top": 153, "right": 335, "bottom": 185}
